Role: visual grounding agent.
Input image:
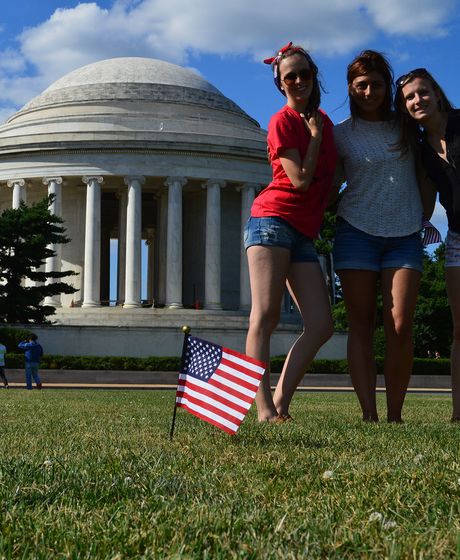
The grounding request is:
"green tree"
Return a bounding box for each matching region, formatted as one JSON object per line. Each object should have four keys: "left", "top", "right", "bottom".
{"left": 315, "top": 197, "right": 342, "bottom": 304}
{"left": 414, "top": 244, "right": 451, "bottom": 357}
{"left": 0, "top": 195, "right": 77, "bottom": 323}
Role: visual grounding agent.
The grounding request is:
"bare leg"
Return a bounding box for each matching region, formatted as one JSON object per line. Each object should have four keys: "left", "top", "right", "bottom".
{"left": 381, "top": 268, "right": 420, "bottom": 422}
{"left": 338, "top": 270, "right": 379, "bottom": 421}
{"left": 446, "top": 267, "right": 460, "bottom": 420}
{"left": 245, "top": 245, "right": 291, "bottom": 421}
{"left": 273, "top": 262, "right": 333, "bottom": 416}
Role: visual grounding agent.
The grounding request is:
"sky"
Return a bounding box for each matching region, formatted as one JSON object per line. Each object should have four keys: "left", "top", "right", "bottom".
{"left": 0, "top": 0, "right": 459, "bottom": 267}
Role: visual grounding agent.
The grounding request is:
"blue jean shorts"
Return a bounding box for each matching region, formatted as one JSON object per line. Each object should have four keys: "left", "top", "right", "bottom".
{"left": 333, "top": 219, "right": 423, "bottom": 272}
{"left": 445, "top": 230, "right": 460, "bottom": 267}
{"left": 244, "top": 216, "right": 319, "bottom": 263}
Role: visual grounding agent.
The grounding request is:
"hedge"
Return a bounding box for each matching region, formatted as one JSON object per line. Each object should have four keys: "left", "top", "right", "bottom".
{"left": 3, "top": 353, "right": 451, "bottom": 375}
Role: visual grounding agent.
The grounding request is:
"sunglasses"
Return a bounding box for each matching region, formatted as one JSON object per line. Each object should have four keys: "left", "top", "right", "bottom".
{"left": 396, "top": 68, "right": 429, "bottom": 88}
{"left": 282, "top": 68, "right": 313, "bottom": 85}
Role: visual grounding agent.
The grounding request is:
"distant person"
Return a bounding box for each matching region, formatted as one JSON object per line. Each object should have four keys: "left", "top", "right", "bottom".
{"left": 426, "top": 350, "right": 433, "bottom": 359}
{"left": 395, "top": 68, "right": 459, "bottom": 421}
{"left": 435, "top": 351, "right": 441, "bottom": 360}
{"left": 0, "top": 341, "right": 9, "bottom": 388}
{"left": 18, "top": 334, "right": 43, "bottom": 390}
{"left": 333, "top": 50, "right": 425, "bottom": 423}
{"left": 244, "top": 42, "right": 337, "bottom": 422}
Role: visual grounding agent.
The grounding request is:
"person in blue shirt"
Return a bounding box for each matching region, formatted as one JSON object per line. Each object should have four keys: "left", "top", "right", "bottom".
{"left": 18, "top": 334, "right": 43, "bottom": 390}
{"left": 0, "top": 342, "right": 9, "bottom": 388}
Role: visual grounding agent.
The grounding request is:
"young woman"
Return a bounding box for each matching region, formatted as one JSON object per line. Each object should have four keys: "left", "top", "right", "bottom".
{"left": 395, "top": 68, "right": 460, "bottom": 421}
{"left": 244, "top": 42, "right": 337, "bottom": 422}
{"left": 333, "top": 50, "right": 424, "bottom": 422}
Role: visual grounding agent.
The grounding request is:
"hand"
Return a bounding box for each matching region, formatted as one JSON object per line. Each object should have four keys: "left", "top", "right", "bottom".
{"left": 300, "top": 111, "right": 323, "bottom": 140}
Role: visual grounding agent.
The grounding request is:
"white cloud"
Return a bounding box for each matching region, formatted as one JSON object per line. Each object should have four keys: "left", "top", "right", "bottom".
{"left": 0, "top": 106, "right": 17, "bottom": 125}
{"left": 429, "top": 201, "right": 448, "bottom": 240}
{"left": 0, "top": 0, "right": 455, "bottom": 110}
{"left": 0, "top": 49, "right": 27, "bottom": 73}
{"left": 364, "top": 0, "right": 455, "bottom": 36}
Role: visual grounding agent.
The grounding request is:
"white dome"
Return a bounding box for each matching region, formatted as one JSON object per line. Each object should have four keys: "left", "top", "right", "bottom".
{"left": 0, "top": 56, "right": 269, "bottom": 185}
{"left": 43, "top": 57, "right": 219, "bottom": 93}
{"left": 11, "top": 57, "right": 254, "bottom": 125}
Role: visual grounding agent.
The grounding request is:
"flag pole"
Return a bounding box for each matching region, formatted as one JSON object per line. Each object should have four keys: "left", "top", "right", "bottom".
{"left": 169, "top": 325, "right": 191, "bottom": 440}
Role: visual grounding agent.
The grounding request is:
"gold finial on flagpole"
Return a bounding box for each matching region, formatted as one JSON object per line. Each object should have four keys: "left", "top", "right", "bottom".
{"left": 182, "top": 325, "right": 191, "bottom": 334}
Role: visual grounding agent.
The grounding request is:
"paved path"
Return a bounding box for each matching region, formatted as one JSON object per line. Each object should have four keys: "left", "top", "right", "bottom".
{"left": 3, "top": 369, "right": 452, "bottom": 393}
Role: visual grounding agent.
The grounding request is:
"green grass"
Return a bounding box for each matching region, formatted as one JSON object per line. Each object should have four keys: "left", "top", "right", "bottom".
{"left": 0, "top": 390, "right": 459, "bottom": 559}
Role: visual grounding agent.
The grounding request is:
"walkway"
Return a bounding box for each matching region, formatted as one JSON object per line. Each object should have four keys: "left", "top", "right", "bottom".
{"left": 3, "top": 369, "right": 452, "bottom": 393}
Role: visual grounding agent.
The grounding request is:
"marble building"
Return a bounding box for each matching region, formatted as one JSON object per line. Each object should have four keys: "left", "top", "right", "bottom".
{"left": 0, "top": 57, "right": 271, "bottom": 311}
{"left": 0, "top": 57, "right": 346, "bottom": 358}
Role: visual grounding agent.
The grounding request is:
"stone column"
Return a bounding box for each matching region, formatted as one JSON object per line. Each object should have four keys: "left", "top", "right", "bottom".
{"left": 116, "top": 189, "right": 128, "bottom": 305}
{"left": 7, "top": 179, "right": 27, "bottom": 208}
{"left": 82, "top": 176, "right": 103, "bottom": 308}
{"left": 239, "top": 183, "right": 257, "bottom": 310}
{"left": 43, "top": 177, "right": 63, "bottom": 307}
{"left": 145, "top": 227, "right": 155, "bottom": 306}
{"left": 204, "top": 179, "right": 225, "bottom": 310}
{"left": 156, "top": 190, "right": 168, "bottom": 305}
{"left": 165, "top": 176, "right": 186, "bottom": 308}
{"left": 123, "top": 176, "right": 144, "bottom": 308}
{"left": 100, "top": 224, "right": 111, "bottom": 305}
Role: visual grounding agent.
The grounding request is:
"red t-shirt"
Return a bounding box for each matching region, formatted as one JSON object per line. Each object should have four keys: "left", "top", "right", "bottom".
{"left": 251, "top": 105, "right": 337, "bottom": 238}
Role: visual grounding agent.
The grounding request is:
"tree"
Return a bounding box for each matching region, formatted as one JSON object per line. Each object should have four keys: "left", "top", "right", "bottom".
{"left": 413, "top": 244, "right": 451, "bottom": 357}
{"left": 315, "top": 197, "right": 342, "bottom": 304}
{"left": 0, "top": 195, "right": 77, "bottom": 323}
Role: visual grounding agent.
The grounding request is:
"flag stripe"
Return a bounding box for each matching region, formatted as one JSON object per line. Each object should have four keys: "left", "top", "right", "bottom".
{"left": 219, "top": 358, "right": 263, "bottom": 386}
{"left": 215, "top": 366, "right": 260, "bottom": 392}
{"left": 176, "top": 381, "right": 247, "bottom": 418}
{"left": 176, "top": 390, "right": 243, "bottom": 424}
{"left": 209, "top": 373, "right": 257, "bottom": 400}
{"left": 176, "top": 399, "right": 239, "bottom": 434}
{"left": 178, "top": 374, "right": 252, "bottom": 407}
{"left": 209, "top": 370, "right": 257, "bottom": 399}
{"left": 422, "top": 218, "right": 442, "bottom": 246}
{"left": 221, "top": 353, "right": 265, "bottom": 381}
{"left": 223, "top": 347, "right": 266, "bottom": 371}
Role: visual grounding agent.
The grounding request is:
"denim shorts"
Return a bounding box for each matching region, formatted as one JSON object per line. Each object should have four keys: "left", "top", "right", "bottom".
{"left": 333, "top": 219, "right": 423, "bottom": 272}
{"left": 446, "top": 230, "right": 460, "bottom": 267}
{"left": 244, "top": 216, "right": 319, "bottom": 263}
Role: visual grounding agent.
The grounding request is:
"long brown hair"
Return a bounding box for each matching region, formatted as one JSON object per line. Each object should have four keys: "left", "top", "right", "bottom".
{"left": 347, "top": 50, "right": 394, "bottom": 121}
{"left": 268, "top": 44, "right": 322, "bottom": 117}
{"left": 394, "top": 68, "right": 455, "bottom": 155}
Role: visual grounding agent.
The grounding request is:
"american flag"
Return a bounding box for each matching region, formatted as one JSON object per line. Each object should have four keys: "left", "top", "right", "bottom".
{"left": 175, "top": 335, "right": 266, "bottom": 435}
{"left": 422, "top": 218, "right": 442, "bottom": 246}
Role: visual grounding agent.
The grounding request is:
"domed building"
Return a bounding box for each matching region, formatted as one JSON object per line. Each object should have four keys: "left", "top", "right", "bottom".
{"left": 0, "top": 57, "right": 270, "bottom": 308}
{"left": 0, "top": 57, "right": 346, "bottom": 358}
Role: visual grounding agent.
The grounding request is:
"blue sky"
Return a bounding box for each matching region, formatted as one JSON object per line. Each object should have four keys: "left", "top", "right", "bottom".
{"left": 1, "top": 0, "right": 459, "bottom": 252}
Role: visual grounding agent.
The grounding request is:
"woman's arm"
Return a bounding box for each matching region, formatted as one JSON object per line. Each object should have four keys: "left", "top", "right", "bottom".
{"left": 328, "top": 159, "right": 345, "bottom": 206}
{"left": 415, "top": 152, "right": 437, "bottom": 219}
{"left": 279, "top": 112, "right": 323, "bottom": 192}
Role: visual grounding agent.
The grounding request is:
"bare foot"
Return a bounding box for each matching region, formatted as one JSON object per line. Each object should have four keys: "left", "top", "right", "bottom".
{"left": 259, "top": 414, "right": 289, "bottom": 424}
{"left": 363, "top": 416, "right": 379, "bottom": 423}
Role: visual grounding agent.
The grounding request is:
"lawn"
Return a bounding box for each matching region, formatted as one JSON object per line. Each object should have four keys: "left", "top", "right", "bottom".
{"left": 0, "top": 390, "right": 459, "bottom": 559}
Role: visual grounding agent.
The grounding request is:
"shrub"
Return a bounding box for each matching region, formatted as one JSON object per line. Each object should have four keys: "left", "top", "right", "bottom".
{"left": 4, "top": 353, "right": 451, "bottom": 375}
{"left": 271, "top": 357, "right": 349, "bottom": 374}
{"left": 375, "top": 357, "right": 450, "bottom": 375}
